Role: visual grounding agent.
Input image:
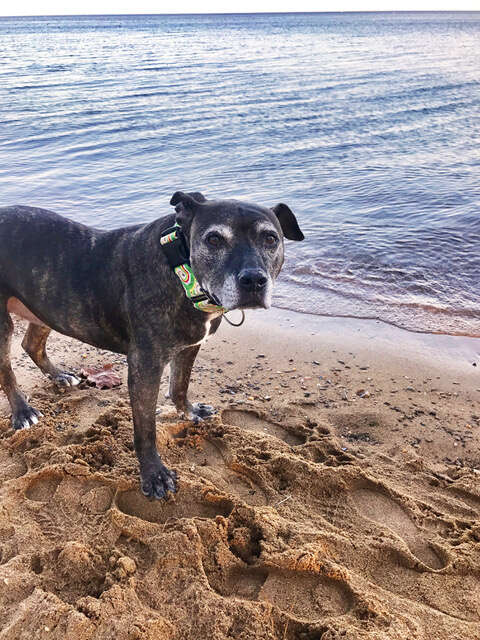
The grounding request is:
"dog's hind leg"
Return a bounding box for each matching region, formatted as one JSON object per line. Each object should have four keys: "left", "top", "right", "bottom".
{"left": 22, "top": 323, "right": 80, "bottom": 387}
{"left": 169, "top": 345, "right": 216, "bottom": 421}
{"left": 0, "top": 298, "right": 42, "bottom": 429}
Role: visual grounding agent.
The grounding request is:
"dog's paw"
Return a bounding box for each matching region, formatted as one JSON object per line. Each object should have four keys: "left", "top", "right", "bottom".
{"left": 140, "top": 462, "right": 177, "bottom": 500}
{"left": 11, "top": 405, "right": 43, "bottom": 430}
{"left": 51, "top": 372, "right": 81, "bottom": 388}
{"left": 189, "top": 403, "right": 217, "bottom": 422}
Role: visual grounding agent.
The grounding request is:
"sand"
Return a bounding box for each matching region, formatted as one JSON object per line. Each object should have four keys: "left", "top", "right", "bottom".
{"left": 0, "top": 309, "right": 479, "bottom": 640}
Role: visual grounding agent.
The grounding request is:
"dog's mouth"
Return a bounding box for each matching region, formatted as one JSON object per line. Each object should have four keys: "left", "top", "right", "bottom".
{"left": 220, "top": 293, "right": 271, "bottom": 312}
{"left": 205, "top": 290, "right": 269, "bottom": 312}
{"left": 235, "top": 297, "right": 270, "bottom": 311}
{"left": 203, "top": 276, "right": 272, "bottom": 312}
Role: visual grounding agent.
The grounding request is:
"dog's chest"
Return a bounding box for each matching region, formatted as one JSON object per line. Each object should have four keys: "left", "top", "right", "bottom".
{"left": 191, "top": 320, "right": 213, "bottom": 346}
{"left": 188, "top": 314, "right": 222, "bottom": 347}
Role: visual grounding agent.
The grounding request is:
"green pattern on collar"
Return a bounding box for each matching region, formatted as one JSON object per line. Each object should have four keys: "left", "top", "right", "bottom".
{"left": 160, "top": 225, "right": 225, "bottom": 314}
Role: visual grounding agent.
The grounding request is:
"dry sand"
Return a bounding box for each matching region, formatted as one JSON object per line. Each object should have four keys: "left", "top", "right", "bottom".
{"left": 0, "top": 309, "right": 479, "bottom": 640}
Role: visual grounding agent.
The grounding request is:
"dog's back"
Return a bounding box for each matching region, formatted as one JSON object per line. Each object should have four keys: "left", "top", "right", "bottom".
{"left": 0, "top": 205, "right": 92, "bottom": 289}
{"left": 0, "top": 206, "right": 129, "bottom": 349}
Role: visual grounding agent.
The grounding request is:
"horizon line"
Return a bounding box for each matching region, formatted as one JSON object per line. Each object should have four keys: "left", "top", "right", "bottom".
{"left": 1, "top": 9, "right": 480, "bottom": 17}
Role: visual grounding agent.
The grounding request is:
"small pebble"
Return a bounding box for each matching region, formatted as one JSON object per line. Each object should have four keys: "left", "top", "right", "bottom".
{"left": 117, "top": 556, "right": 136, "bottom": 575}
{"left": 356, "top": 389, "right": 371, "bottom": 398}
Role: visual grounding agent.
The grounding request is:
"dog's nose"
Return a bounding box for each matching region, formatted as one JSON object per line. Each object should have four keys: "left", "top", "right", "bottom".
{"left": 238, "top": 269, "right": 268, "bottom": 292}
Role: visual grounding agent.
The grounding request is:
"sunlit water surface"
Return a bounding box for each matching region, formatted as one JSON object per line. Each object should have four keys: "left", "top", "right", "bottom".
{"left": 1, "top": 13, "right": 479, "bottom": 335}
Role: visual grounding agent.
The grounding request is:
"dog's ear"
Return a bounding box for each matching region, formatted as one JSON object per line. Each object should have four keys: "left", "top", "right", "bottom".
{"left": 170, "top": 191, "right": 205, "bottom": 227}
{"left": 272, "top": 203, "right": 304, "bottom": 241}
{"left": 186, "top": 191, "right": 207, "bottom": 203}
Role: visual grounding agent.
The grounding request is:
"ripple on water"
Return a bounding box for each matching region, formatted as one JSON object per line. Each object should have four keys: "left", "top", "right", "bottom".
{"left": 1, "top": 13, "right": 479, "bottom": 336}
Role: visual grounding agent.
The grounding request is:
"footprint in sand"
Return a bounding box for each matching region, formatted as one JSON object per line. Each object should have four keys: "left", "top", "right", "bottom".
{"left": 115, "top": 534, "right": 152, "bottom": 576}
{"left": 116, "top": 487, "right": 234, "bottom": 524}
{"left": 0, "top": 448, "right": 27, "bottom": 481}
{"left": 222, "top": 409, "right": 304, "bottom": 446}
{"left": 25, "top": 471, "right": 62, "bottom": 502}
{"left": 169, "top": 430, "right": 268, "bottom": 507}
{"left": 447, "top": 486, "right": 480, "bottom": 514}
{"left": 207, "top": 566, "right": 352, "bottom": 620}
{"left": 353, "top": 487, "right": 445, "bottom": 569}
{"left": 80, "top": 485, "right": 114, "bottom": 514}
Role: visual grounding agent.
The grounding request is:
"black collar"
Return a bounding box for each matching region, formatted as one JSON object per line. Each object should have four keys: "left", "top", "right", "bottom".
{"left": 159, "top": 224, "right": 225, "bottom": 313}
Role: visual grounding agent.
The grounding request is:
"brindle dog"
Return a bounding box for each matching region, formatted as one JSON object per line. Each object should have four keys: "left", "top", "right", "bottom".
{"left": 0, "top": 191, "right": 304, "bottom": 499}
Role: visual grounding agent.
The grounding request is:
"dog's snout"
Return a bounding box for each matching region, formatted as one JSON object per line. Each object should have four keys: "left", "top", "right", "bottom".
{"left": 238, "top": 269, "right": 268, "bottom": 292}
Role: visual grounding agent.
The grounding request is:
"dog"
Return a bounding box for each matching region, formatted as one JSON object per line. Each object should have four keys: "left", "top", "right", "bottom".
{"left": 0, "top": 191, "right": 304, "bottom": 499}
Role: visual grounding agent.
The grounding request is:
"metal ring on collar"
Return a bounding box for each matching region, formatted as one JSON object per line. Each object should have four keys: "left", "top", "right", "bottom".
{"left": 223, "top": 310, "right": 245, "bottom": 327}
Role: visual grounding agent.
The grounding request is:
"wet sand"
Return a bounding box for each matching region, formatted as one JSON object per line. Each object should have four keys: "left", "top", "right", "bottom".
{"left": 0, "top": 310, "right": 479, "bottom": 639}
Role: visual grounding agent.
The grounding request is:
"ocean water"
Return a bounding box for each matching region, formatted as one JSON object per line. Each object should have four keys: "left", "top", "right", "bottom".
{"left": 0, "top": 12, "right": 479, "bottom": 336}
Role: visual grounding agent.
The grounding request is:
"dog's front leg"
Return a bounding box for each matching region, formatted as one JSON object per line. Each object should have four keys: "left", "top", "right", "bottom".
{"left": 127, "top": 347, "right": 177, "bottom": 499}
{"left": 169, "top": 345, "right": 216, "bottom": 422}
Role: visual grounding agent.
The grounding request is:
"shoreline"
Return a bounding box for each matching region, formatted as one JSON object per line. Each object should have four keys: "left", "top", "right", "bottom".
{"left": 2, "top": 307, "right": 479, "bottom": 426}
{"left": 273, "top": 301, "right": 480, "bottom": 340}
{"left": 216, "top": 306, "right": 480, "bottom": 384}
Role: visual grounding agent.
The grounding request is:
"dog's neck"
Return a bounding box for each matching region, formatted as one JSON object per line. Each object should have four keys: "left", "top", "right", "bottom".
{"left": 159, "top": 223, "right": 225, "bottom": 314}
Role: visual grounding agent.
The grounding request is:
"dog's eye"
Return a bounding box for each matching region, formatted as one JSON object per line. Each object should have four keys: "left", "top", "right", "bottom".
{"left": 205, "top": 232, "right": 222, "bottom": 247}
{"left": 264, "top": 233, "right": 279, "bottom": 247}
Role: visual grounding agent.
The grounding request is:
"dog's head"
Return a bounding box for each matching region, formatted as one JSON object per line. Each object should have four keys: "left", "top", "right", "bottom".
{"left": 170, "top": 191, "right": 304, "bottom": 311}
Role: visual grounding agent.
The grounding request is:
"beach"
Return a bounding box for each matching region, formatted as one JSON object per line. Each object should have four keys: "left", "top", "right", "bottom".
{"left": 0, "top": 310, "right": 479, "bottom": 639}
{"left": 1, "top": 9, "right": 480, "bottom": 640}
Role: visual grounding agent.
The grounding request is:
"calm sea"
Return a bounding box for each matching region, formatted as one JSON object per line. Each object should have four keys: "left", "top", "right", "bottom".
{"left": 0, "top": 12, "right": 479, "bottom": 336}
